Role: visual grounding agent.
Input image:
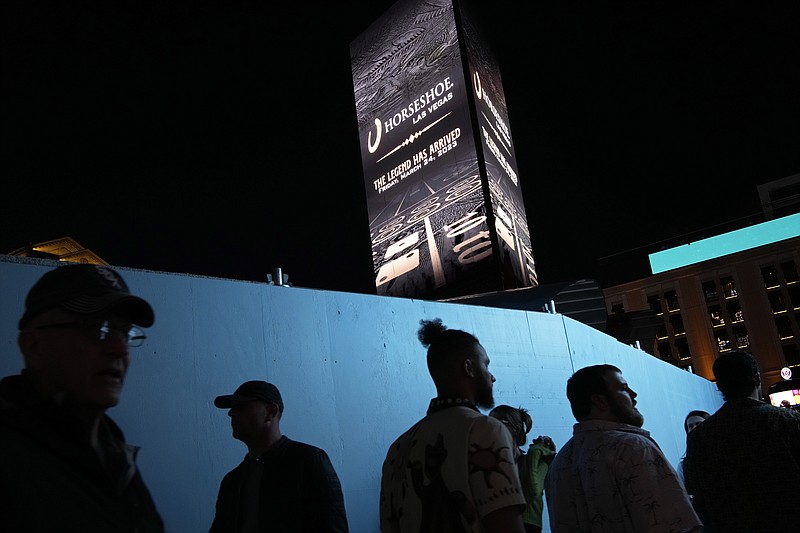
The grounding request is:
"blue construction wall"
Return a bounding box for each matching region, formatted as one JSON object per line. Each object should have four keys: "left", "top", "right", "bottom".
{"left": 0, "top": 256, "right": 723, "bottom": 532}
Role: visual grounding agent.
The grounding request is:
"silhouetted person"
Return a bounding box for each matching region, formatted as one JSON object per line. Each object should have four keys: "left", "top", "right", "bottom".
{"left": 490, "top": 404, "right": 556, "bottom": 533}
{"left": 210, "top": 380, "right": 349, "bottom": 533}
{"left": 380, "top": 318, "right": 526, "bottom": 532}
{"left": 676, "top": 409, "right": 710, "bottom": 485}
{"left": 684, "top": 350, "right": 800, "bottom": 532}
{"left": 545, "top": 364, "right": 701, "bottom": 533}
{"left": 0, "top": 264, "right": 164, "bottom": 532}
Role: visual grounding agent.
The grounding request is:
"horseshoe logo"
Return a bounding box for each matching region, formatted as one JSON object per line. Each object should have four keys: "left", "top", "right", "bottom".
{"left": 367, "top": 118, "right": 382, "bottom": 154}
{"left": 473, "top": 72, "right": 482, "bottom": 100}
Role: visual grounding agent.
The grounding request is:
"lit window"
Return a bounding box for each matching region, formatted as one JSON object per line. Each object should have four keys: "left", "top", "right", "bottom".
{"left": 787, "top": 286, "right": 800, "bottom": 311}
{"left": 675, "top": 338, "right": 691, "bottom": 360}
{"left": 721, "top": 276, "right": 738, "bottom": 298}
{"left": 727, "top": 301, "right": 744, "bottom": 323}
{"left": 717, "top": 331, "right": 731, "bottom": 351}
{"left": 670, "top": 315, "right": 685, "bottom": 336}
{"left": 665, "top": 290, "right": 680, "bottom": 312}
{"left": 708, "top": 305, "right": 725, "bottom": 327}
{"left": 762, "top": 265, "right": 780, "bottom": 289}
{"left": 702, "top": 280, "right": 718, "bottom": 302}
{"left": 782, "top": 260, "right": 800, "bottom": 285}
{"left": 647, "top": 294, "right": 663, "bottom": 315}
{"left": 769, "top": 293, "right": 787, "bottom": 314}
{"left": 733, "top": 325, "right": 749, "bottom": 348}
{"left": 775, "top": 317, "right": 794, "bottom": 340}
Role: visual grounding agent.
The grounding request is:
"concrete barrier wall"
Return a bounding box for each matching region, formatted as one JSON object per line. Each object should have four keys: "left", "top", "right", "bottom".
{"left": 0, "top": 256, "right": 723, "bottom": 532}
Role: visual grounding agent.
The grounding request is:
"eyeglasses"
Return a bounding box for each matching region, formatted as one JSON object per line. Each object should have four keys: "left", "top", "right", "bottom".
{"left": 34, "top": 320, "right": 147, "bottom": 347}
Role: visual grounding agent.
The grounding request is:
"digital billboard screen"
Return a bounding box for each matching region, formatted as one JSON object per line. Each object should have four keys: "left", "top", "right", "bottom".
{"left": 459, "top": 0, "right": 537, "bottom": 289}
{"left": 350, "top": 0, "right": 537, "bottom": 298}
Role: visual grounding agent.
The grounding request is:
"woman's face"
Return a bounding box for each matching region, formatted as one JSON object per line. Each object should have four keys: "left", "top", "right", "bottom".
{"left": 686, "top": 414, "right": 707, "bottom": 433}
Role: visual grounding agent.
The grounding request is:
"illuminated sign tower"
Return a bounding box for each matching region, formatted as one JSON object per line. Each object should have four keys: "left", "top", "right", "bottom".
{"left": 350, "top": 0, "right": 536, "bottom": 299}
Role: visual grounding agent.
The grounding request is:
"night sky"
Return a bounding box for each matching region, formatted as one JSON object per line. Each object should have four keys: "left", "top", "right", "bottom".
{"left": 3, "top": 0, "right": 799, "bottom": 295}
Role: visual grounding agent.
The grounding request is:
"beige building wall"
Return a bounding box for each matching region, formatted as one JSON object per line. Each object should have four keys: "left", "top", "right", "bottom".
{"left": 604, "top": 235, "right": 800, "bottom": 391}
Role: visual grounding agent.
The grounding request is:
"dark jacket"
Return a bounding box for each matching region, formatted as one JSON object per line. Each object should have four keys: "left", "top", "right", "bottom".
{"left": 685, "top": 397, "right": 800, "bottom": 533}
{"left": 0, "top": 373, "right": 164, "bottom": 533}
{"left": 210, "top": 435, "right": 349, "bottom": 533}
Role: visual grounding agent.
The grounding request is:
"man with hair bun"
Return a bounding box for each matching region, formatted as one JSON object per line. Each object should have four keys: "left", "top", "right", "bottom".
{"left": 379, "top": 318, "right": 526, "bottom": 532}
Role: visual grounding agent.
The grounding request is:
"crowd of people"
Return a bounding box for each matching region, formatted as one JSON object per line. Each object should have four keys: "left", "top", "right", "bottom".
{"left": 2, "top": 264, "right": 799, "bottom": 532}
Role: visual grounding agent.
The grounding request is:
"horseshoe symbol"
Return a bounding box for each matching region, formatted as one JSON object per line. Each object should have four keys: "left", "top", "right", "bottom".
{"left": 367, "top": 118, "right": 382, "bottom": 154}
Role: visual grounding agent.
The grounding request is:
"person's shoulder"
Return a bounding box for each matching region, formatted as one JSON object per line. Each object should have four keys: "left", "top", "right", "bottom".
{"left": 602, "top": 424, "right": 660, "bottom": 450}
{"left": 734, "top": 399, "right": 800, "bottom": 420}
{"left": 547, "top": 438, "right": 573, "bottom": 468}
{"left": 760, "top": 402, "right": 800, "bottom": 423}
{"left": 472, "top": 411, "right": 506, "bottom": 429}
{"left": 284, "top": 437, "right": 319, "bottom": 450}
{"left": 284, "top": 438, "right": 332, "bottom": 459}
{"left": 470, "top": 412, "right": 514, "bottom": 440}
{"left": 686, "top": 417, "right": 709, "bottom": 440}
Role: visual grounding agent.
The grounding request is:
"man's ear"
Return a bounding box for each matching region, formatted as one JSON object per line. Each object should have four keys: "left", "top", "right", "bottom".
{"left": 265, "top": 402, "right": 281, "bottom": 421}
{"left": 18, "top": 331, "right": 34, "bottom": 355}
{"left": 463, "top": 357, "right": 475, "bottom": 378}
{"left": 590, "top": 393, "right": 610, "bottom": 413}
{"left": 17, "top": 331, "right": 42, "bottom": 369}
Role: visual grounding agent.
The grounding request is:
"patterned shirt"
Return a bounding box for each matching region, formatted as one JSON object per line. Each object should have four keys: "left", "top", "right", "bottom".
{"left": 380, "top": 398, "right": 525, "bottom": 532}
{"left": 545, "top": 419, "right": 701, "bottom": 533}
{"left": 684, "top": 398, "right": 800, "bottom": 532}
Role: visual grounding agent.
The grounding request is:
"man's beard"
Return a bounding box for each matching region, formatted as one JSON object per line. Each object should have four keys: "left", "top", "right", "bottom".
{"left": 475, "top": 377, "right": 494, "bottom": 410}
{"left": 609, "top": 397, "right": 644, "bottom": 427}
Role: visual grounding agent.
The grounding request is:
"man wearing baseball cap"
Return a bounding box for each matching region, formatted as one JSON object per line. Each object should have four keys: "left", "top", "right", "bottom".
{"left": 210, "top": 380, "right": 349, "bottom": 532}
{"left": 0, "top": 264, "right": 164, "bottom": 532}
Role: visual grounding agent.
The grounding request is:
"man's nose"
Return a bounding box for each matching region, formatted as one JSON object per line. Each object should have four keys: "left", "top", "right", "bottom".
{"left": 104, "top": 332, "right": 130, "bottom": 355}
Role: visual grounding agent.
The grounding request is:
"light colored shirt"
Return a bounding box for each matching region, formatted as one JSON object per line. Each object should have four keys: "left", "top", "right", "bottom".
{"left": 545, "top": 419, "right": 701, "bottom": 533}
{"left": 380, "top": 399, "right": 526, "bottom": 532}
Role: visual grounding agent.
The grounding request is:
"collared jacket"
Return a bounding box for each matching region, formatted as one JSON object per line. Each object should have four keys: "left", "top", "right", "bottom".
{"left": 0, "top": 373, "right": 164, "bottom": 533}
{"left": 210, "top": 435, "right": 349, "bottom": 533}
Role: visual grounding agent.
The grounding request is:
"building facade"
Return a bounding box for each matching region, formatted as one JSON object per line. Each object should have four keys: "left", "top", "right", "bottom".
{"left": 603, "top": 234, "right": 800, "bottom": 392}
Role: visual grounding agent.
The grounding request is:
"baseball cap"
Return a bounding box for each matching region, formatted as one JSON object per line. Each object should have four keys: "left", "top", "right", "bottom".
{"left": 214, "top": 380, "right": 284, "bottom": 412}
{"left": 18, "top": 264, "right": 155, "bottom": 330}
